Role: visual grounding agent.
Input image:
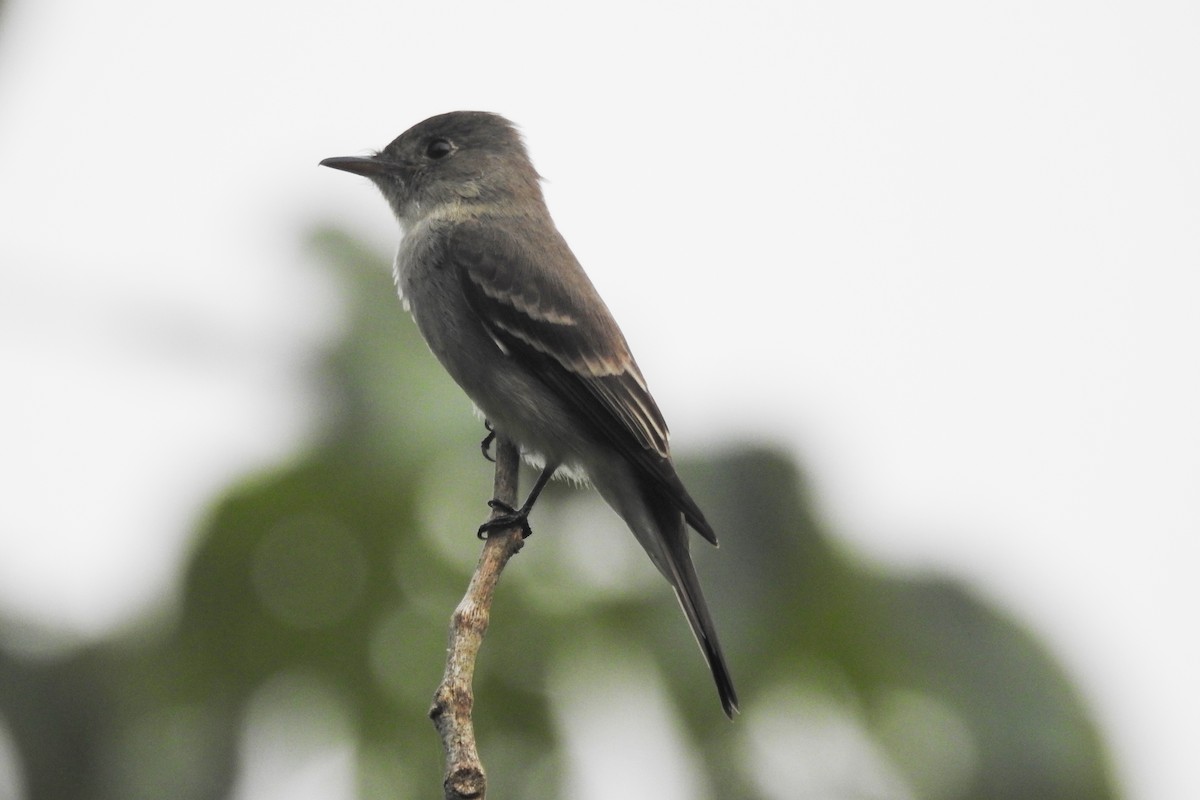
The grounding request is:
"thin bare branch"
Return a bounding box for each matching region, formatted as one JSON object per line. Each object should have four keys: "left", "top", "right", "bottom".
{"left": 429, "top": 437, "right": 525, "bottom": 800}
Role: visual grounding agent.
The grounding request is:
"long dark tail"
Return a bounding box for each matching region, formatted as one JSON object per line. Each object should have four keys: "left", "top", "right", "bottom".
{"left": 648, "top": 487, "right": 739, "bottom": 718}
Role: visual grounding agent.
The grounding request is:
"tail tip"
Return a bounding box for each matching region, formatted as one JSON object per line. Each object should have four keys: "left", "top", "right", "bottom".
{"left": 720, "top": 687, "right": 740, "bottom": 719}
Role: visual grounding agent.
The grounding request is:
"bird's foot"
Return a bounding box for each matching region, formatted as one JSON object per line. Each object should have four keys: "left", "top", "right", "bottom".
{"left": 477, "top": 499, "right": 533, "bottom": 540}
{"left": 480, "top": 421, "right": 496, "bottom": 463}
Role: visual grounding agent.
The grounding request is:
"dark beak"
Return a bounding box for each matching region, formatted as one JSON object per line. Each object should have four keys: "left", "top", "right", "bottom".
{"left": 319, "top": 155, "right": 396, "bottom": 177}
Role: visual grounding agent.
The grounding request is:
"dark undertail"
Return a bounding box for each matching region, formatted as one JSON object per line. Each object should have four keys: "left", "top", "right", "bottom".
{"left": 646, "top": 485, "right": 739, "bottom": 717}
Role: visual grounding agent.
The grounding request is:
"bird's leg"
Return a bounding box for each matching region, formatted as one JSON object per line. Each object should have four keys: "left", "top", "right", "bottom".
{"left": 480, "top": 420, "right": 496, "bottom": 463}
{"left": 477, "top": 463, "right": 556, "bottom": 539}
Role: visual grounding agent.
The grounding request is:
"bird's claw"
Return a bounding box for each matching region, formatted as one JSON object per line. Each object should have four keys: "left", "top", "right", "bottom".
{"left": 480, "top": 421, "right": 496, "bottom": 463}
{"left": 477, "top": 499, "right": 533, "bottom": 539}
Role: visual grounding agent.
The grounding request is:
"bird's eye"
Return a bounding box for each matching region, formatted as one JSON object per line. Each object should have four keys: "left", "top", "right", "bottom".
{"left": 426, "top": 138, "right": 454, "bottom": 159}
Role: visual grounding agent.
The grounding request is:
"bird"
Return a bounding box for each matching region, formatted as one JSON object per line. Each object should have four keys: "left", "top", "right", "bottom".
{"left": 320, "top": 111, "right": 738, "bottom": 717}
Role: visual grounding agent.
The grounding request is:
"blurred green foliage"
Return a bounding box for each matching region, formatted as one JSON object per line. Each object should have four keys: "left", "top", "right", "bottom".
{"left": 0, "top": 229, "right": 1118, "bottom": 800}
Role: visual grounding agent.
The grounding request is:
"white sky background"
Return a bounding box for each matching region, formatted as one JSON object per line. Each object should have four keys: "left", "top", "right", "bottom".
{"left": 0, "top": 1, "right": 1197, "bottom": 798}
